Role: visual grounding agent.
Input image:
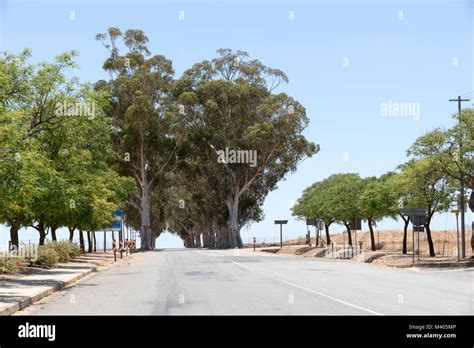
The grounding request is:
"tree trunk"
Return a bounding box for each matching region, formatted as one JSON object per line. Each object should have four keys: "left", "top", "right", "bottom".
{"left": 51, "top": 226, "right": 57, "bottom": 241}
{"left": 227, "top": 194, "right": 243, "bottom": 249}
{"left": 216, "top": 226, "right": 222, "bottom": 248}
{"left": 401, "top": 215, "right": 410, "bottom": 254}
{"left": 469, "top": 191, "right": 474, "bottom": 258}
{"left": 79, "top": 230, "right": 85, "bottom": 253}
{"left": 150, "top": 235, "right": 156, "bottom": 249}
{"left": 139, "top": 134, "right": 152, "bottom": 250}
{"left": 368, "top": 218, "right": 376, "bottom": 251}
{"left": 344, "top": 222, "right": 353, "bottom": 246}
{"left": 140, "top": 189, "right": 152, "bottom": 250}
{"left": 37, "top": 219, "right": 47, "bottom": 246}
{"left": 93, "top": 232, "right": 96, "bottom": 252}
{"left": 471, "top": 224, "right": 474, "bottom": 259}
{"left": 324, "top": 222, "right": 331, "bottom": 245}
{"left": 39, "top": 230, "right": 46, "bottom": 245}
{"left": 425, "top": 222, "right": 436, "bottom": 257}
{"left": 217, "top": 224, "right": 230, "bottom": 249}
{"left": 68, "top": 227, "right": 75, "bottom": 242}
{"left": 86, "top": 231, "right": 92, "bottom": 253}
{"left": 9, "top": 214, "right": 24, "bottom": 250}
{"left": 195, "top": 232, "right": 202, "bottom": 248}
{"left": 9, "top": 225, "right": 19, "bottom": 252}
{"left": 202, "top": 230, "right": 210, "bottom": 247}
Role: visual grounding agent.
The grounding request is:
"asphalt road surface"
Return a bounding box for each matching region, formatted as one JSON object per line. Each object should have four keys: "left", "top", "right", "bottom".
{"left": 16, "top": 248, "right": 473, "bottom": 315}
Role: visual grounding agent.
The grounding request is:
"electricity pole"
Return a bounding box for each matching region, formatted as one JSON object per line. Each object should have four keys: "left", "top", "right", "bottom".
{"left": 449, "top": 96, "right": 470, "bottom": 259}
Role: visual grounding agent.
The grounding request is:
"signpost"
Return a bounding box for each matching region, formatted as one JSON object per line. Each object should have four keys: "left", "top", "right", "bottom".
{"left": 306, "top": 218, "right": 325, "bottom": 246}
{"left": 274, "top": 220, "right": 288, "bottom": 248}
{"left": 350, "top": 217, "right": 362, "bottom": 253}
{"left": 108, "top": 210, "right": 123, "bottom": 254}
{"left": 400, "top": 208, "right": 428, "bottom": 264}
{"left": 451, "top": 209, "right": 461, "bottom": 261}
{"left": 316, "top": 220, "right": 324, "bottom": 246}
{"left": 306, "top": 218, "right": 317, "bottom": 246}
{"left": 470, "top": 194, "right": 474, "bottom": 260}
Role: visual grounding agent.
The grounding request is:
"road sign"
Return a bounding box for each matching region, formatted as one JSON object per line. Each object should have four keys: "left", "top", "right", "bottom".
{"left": 113, "top": 209, "right": 123, "bottom": 217}
{"left": 399, "top": 208, "right": 427, "bottom": 217}
{"left": 110, "top": 210, "right": 123, "bottom": 231}
{"left": 306, "top": 218, "right": 317, "bottom": 226}
{"left": 274, "top": 220, "right": 288, "bottom": 248}
{"left": 413, "top": 226, "right": 425, "bottom": 232}
{"left": 316, "top": 220, "right": 324, "bottom": 231}
{"left": 412, "top": 215, "right": 426, "bottom": 227}
{"left": 111, "top": 220, "right": 122, "bottom": 231}
{"left": 350, "top": 218, "right": 362, "bottom": 231}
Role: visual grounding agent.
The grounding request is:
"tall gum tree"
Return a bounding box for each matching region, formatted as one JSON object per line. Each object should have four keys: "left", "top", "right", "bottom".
{"left": 176, "top": 49, "right": 317, "bottom": 248}
{"left": 96, "top": 28, "right": 177, "bottom": 249}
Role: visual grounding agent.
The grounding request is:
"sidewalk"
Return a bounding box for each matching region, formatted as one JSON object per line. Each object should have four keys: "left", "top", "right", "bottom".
{"left": 252, "top": 245, "right": 474, "bottom": 269}
{"left": 0, "top": 250, "right": 137, "bottom": 315}
{"left": 373, "top": 253, "right": 474, "bottom": 268}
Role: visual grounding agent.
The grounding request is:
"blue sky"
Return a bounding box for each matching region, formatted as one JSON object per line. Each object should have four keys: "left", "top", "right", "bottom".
{"left": 0, "top": 0, "right": 473, "bottom": 248}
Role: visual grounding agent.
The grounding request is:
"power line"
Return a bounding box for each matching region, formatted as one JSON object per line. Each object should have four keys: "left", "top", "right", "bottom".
{"left": 460, "top": 90, "right": 474, "bottom": 97}
{"left": 448, "top": 95, "right": 470, "bottom": 260}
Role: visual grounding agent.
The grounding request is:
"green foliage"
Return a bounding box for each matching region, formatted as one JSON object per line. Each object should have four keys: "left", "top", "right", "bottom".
{"left": 175, "top": 48, "right": 317, "bottom": 247}
{"left": 35, "top": 245, "right": 60, "bottom": 268}
{"left": 357, "top": 175, "right": 399, "bottom": 223}
{"left": 408, "top": 109, "right": 474, "bottom": 189}
{"left": 397, "top": 158, "right": 455, "bottom": 218}
{"left": 0, "top": 49, "right": 135, "bottom": 247}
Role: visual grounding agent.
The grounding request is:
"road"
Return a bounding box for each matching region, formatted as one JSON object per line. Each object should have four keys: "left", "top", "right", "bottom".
{"left": 16, "top": 248, "right": 473, "bottom": 315}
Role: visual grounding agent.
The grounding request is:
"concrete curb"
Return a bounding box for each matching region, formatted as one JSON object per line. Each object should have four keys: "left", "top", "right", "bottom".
{"left": 384, "top": 261, "right": 474, "bottom": 269}
{"left": 412, "top": 261, "right": 474, "bottom": 268}
{"left": 0, "top": 253, "right": 132, "bottom": 316}
{"left": 0, "top": 267, "right": 98, "bottom": 316}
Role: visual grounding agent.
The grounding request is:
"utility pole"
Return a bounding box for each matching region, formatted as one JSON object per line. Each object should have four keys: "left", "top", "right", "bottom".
{"left": 449, "top": 96, "right": 470, "bottom": 259}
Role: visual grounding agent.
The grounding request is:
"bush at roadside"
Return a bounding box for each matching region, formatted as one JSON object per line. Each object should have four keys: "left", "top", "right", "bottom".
{"left": 34, "top": 245, "right": 60, "bottom": 268}
{"left": 48, "top": 241, "right": 82, "bottom": 262}
{"left": 33, "top": 241, "right": 82, "bottom": 268}
{"left": 0, "top": 256, "right": 26, "bottom": 274}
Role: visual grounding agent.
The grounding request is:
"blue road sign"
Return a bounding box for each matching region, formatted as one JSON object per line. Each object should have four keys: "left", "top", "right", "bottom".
{"left": 113, "top": 209, "right": 123, "bottom": 218}
{"left": 110, "top": 210, "right": 123, "bottom": 231}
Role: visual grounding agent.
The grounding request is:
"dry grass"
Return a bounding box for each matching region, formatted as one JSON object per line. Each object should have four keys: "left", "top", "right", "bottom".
{"left": 283, "top": 229, "right": 473, "bottom": 258}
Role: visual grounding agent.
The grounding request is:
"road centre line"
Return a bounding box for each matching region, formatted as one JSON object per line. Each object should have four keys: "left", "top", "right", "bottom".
{"left": 230, "top": 258, "right": 383, "bottom": 315}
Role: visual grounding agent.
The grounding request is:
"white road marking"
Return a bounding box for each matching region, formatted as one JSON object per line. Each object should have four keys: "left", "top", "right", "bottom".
{"left": 231, "top": 260, "right": 255, "bottom": 271}
{"left": 277, "top": 279, "right": 383, "bottom": 315}
{"left": 230, "top": 258, "right": 383, "bottom": 316}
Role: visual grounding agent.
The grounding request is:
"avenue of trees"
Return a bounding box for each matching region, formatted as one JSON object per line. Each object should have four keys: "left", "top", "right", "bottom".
{"left": 0, "top": 48, "right": 136, "bottom": 252}
{"left": 292, "top": 109, "right": 474, "bottom": 257}
{"left": 1, "top": 27, "right": 317, "bottom": 250}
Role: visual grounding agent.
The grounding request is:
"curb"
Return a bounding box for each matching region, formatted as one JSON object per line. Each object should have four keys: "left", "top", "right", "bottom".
{"left": 384, "top": 261, "right": 474, "bottom": 269}
{"left": 0, "top": 254, "right": 132, "bottom": 316}
{"left": 412, "top": 261, "right": 474, "bottom": 269}
{"left": 0, "top": 266, "right": 98, "bottom": 316}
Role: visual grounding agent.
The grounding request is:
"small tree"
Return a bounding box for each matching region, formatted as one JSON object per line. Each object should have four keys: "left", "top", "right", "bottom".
{"left": 357, "top": 175, "right": 398, "bottom": 251}
{"left": 398, "top": 159, "right": 456, "bottom": 257}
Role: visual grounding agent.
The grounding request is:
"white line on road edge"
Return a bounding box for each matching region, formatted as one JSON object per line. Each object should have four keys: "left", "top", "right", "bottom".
{"left": 230, "top": 258, "right": 383, "bottom": 315}
{"left": 231, "top": 260, "right": 255, "bottom": 271}
{"left": 277, "top": 279, "right": 383, "bottom": 316}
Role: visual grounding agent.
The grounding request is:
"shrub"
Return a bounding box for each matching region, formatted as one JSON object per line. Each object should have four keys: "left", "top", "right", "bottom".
{"left": 35, "top": 245, "right": 60, "bottom": 268}
{"left": 40, "top": 241, "right": 82, "bottom": 263}
{"left": 66, "top": 242, "right": 82, "bottom": 258}
{"left": 0, "top": 256, "right": 25, "bottom": 274}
